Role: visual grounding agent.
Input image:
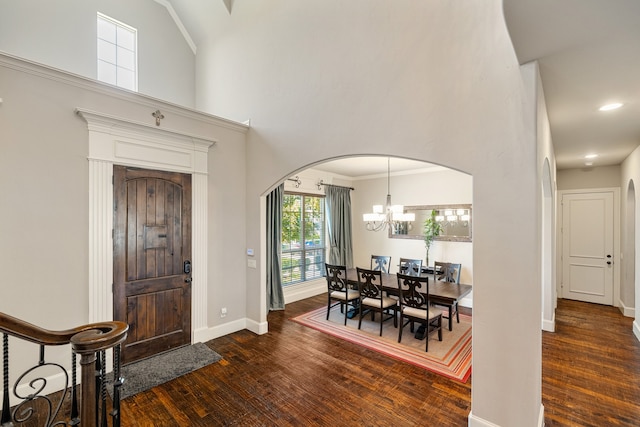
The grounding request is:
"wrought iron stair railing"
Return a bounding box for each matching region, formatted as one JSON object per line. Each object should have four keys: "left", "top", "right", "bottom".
{"left": 0, "top": 312, "right": 128, "bottom": 426}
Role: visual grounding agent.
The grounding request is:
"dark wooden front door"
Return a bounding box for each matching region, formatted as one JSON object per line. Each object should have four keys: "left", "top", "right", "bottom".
{"left": 114, "top": 166, "right": 192, "bottom": 364}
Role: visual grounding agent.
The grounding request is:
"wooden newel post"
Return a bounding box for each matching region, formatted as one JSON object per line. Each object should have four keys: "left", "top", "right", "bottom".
{"left": 71, "top": 322, "right": 128, "bottom": 425}
{"left": 78, "top": 351, "right": 98, "bottom": 424}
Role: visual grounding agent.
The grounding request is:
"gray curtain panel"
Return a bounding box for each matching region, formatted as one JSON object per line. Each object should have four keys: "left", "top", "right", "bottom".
{"left": 266, "top": 183, "right": 285, "bottom": 311}
{"left": 325, "top": 185, "right": 354, "bottom": 268}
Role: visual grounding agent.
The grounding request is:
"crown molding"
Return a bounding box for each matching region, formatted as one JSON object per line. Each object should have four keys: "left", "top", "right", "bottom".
{"left": 0, "top": 51, "right": 249, "bottom": 134}
{"left": 75, "top": 107, "right": 216, "bottom": 151}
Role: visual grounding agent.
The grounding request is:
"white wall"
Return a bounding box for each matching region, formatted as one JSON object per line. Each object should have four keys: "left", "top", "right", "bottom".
{"left": 351, "top": 167, "right": 473, "bottom": 285}
{"left": 522, "top": 61, "right": 558, "bottom": 334}
{"left": 557, "top": 165, "right": 621, "bottom": 190}
{"left": 621, "top": 146, "right": 640, "bottom": 338}
{"left": 0, "top": 54, "right": 247, "bottom": 400}
{"left": 0, "top": 1, "right": 547, "bottom": 424}
{"left": 0, "top": 0, "right": 195, "bottom": 107}
{"left": 196, "top": 2, "right": 541, "bottom": 426}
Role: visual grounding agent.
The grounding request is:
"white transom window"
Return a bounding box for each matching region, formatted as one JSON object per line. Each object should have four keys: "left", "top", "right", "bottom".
{"left": 97, "top": 13, "right": 137, "bottom": 91}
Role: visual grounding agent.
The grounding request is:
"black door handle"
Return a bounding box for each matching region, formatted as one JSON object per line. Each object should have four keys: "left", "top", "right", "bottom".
{"left": 185, "top": 277, "right": 192, "bottom": 283}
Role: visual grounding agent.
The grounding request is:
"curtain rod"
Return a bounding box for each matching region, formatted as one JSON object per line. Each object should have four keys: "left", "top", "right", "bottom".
{"left": 286, "top": 176, "right": 302, "bottom": 188}
{"left": 316, "top": 180, "right": 354, "bottom": 191}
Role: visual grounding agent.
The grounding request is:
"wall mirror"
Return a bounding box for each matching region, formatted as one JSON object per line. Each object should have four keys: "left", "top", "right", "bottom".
{"left": 389, "top": 204, "right": 472, "bottom": 242}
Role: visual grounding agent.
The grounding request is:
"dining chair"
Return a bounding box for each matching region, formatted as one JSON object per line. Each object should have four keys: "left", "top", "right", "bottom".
{"left": 433, "top": 261, "right": 462, "bottom": 329}
{"left": 399, "top": 258, "right": 423, "bottom": 276}
{"left": 356, "top": 267, "right": 398, "bottom": 336}
{"left": 396, "top": 272, "right": 442, "bottom": 352}
{"left": 434, "top": 261, "right": 461, "bottom": 284}
{"left": 325, "top": 263, "right": 359, "bottom": 325}
{"left": 370, "top": 255, "right": 391, "bottom": 274}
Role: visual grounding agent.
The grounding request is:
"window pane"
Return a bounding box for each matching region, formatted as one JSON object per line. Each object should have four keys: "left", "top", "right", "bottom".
{"left": 97, "top": 17, "right": 116, "bottom": 43}
{"left": 97, "top": 60, "right": 117, "bottom": 85}
{"left": 305, "top": 249, "right": 324, "bottom": 280}
{"left": 281, "top": 193, "right": 325, "bottom": 286}
{"left": 97, "top": 39, "right": 116, "bottom": 64}
{"left": 117, "top": 67, "right": 135, "bottom": 91}
{"left": 282, "top": 194, "right": 302, "bottom": 251}
{"left": 117, "top": 47, "right": 135, "bottom": 71}
{"left": 97, "top": 13, "right": 137, "bottom": 92}
{"left": 117, "top": 26, "right": 135, "bottom": 50}
{"left": 282, "top": 252, "right": 302, "bottom": 285}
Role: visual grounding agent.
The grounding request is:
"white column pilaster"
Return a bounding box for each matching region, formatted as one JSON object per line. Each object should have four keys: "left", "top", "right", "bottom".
{"left": 88, "top": 159, "right": 113, "bottom": 323}
{"left": 192, "top": 172, "right": 208, "bottom": 337}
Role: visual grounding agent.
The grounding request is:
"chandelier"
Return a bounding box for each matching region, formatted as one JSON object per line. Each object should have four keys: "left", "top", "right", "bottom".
{"left": 363, "top": 158, "right": 415, "bottom": 232}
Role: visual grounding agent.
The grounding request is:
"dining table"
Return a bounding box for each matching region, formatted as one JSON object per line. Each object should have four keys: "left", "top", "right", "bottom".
{"left": 344, "top": 268, "right": 472, "bottom": 331}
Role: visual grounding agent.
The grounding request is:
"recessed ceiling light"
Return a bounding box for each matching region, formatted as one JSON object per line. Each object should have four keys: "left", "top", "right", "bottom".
{"left": 584, "top": 162, "right": 593, "bottom": 166}
{"left": 584, "top": 154, "right": 598, "bottom": 159}
{"left": 599, "top": 103, "right": 623, "bottom": 111}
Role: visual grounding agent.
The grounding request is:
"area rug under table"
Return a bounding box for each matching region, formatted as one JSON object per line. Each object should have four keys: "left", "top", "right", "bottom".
{"left": 292, "top": 305, "right": 472, "bottom": 383}
{"left": 113, "top": 342, "right": 223, "bottom": 399}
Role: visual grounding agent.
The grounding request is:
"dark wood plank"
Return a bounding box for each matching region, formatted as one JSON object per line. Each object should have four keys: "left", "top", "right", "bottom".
{"left": 115, "top": 167, "right": 192, "bottom": 363}
{"left": 114, "top": 296, "right": 640, "bottom": 426}
{"left": 542, "top": 299, "right": 640, "bottom": 426}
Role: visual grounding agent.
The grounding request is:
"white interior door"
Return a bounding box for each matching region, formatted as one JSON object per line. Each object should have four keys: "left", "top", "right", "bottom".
{"left": 562, "top": 191, "right": 614, "bottom": 305}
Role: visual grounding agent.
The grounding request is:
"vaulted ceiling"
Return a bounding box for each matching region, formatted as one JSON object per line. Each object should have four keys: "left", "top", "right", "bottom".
{"left": 167, "top": 0, "right": 640, "bottom": 173}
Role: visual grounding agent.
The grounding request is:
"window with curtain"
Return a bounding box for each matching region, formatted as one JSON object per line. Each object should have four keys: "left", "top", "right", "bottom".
{"left": 281, "top": 193, "right": 325, "bottom": 285}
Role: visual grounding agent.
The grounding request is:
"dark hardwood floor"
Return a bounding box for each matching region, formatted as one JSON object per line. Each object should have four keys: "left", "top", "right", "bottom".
{"left": 117, "top": 295, "right": 640, "bottom": 426}
{"left": 542, "top": 299, "right": 640, "bottom": 426}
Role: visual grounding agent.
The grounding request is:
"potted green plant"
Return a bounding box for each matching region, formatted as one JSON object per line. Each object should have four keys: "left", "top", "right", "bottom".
{"left": 423, "top": 210, "right": 442, "bottom": 267}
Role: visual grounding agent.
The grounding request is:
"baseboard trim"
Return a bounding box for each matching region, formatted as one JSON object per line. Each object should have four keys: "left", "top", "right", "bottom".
{"left": 246, "top": 318, "right": 269, "bottom": 335}
{"left": 284, "top": 280, "right": 325, "bottom": 304}
{"left": 542, "top": 312, "right": 555, "bottom": 332}
{"left": 468, "top": 411, "right": 500, "bottom": 427}
{"left": 468, "top": 404, "right": 544, "bottom": 427}
{"left": 194, "top": 318, "right": 254, "bottom": 344}
{"left": 618, "top": 299, "right": 635, "bottom": 317}
{"left": 633, "top": 320, "right": 640, "bottom": 342}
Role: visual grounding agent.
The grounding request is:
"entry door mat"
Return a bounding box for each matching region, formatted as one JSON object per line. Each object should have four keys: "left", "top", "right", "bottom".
{"left": 113, "top": 343, "right": 223, "bottom": 399}
{"left": 292, "top": 306, "right": 471, "bottom": 383}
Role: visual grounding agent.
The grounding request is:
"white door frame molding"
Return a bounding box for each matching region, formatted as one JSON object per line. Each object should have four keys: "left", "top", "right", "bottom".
{"left": 76, "top": 108, "right": 215, "bottom": 342}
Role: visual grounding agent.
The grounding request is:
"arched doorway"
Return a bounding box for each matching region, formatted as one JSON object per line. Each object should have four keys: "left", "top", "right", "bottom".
{"left": 261, "top": 155, "right": 473, "bottom": 308}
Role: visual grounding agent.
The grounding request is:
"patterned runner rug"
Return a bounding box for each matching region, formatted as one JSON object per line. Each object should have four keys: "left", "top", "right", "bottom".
{"left": 292, "top": 305, "right": 471, "bottom": 382}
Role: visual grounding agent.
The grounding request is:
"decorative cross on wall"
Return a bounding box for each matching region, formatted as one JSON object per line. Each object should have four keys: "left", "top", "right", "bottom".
{"left": 152, "top": 110, "right": 165, "bottom": 126}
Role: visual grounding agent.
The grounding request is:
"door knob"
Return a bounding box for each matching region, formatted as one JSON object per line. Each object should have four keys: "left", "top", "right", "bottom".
{"left": 185, "top": 277, "right": 192, "bottom": 283}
